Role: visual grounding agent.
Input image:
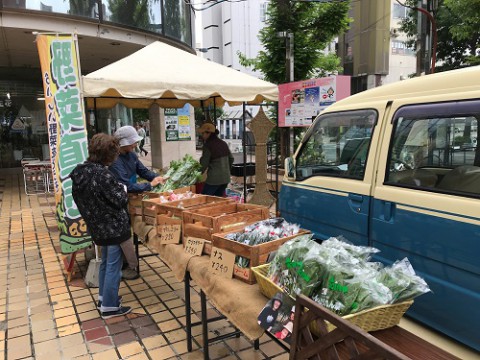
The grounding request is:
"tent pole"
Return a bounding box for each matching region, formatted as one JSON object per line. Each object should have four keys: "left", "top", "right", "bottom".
{"left": 242, "top": 102, "right": 247, "bottom": 202}
{"left": 275, "top": 101, "right": 279, "bottom": 216}
{"left": 94, "top": 98, "right": 99, "bottom": 135}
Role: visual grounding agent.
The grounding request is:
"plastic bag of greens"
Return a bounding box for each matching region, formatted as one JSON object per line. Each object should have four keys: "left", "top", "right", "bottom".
{"left": 377, "top": 258, "right": 431, "bottom": 303}
{"left": 321, "top": 236, "right": 380, "bottom": 262}
{"left": 267, "top": 234, "right": 317, "bottom": 295}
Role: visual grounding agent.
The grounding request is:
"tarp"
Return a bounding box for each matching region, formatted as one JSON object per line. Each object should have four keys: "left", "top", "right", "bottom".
{"left": 82, "top": 41, "right": 278, "bottom": 109}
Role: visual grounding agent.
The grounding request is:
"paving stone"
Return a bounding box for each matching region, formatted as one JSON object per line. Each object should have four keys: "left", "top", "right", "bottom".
{"left": 117, "top": 341, "right": 144, "bottom": 358}
{"left": 112, "top": 330, "right": 137, "bottom": 346}
{"left": 85, "top": 327, "right": 108, "bottom": 341}
{"left": 147, "top": 345, "right": 176, "bottom": 359}
{"left": 141, "top": 334, "right": 167, "bottom": 350}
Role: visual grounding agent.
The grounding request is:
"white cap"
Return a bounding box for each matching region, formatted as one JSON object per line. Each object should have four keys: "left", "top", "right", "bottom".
{"left": 114, "top": 126, "right": 143, "bottom": 146}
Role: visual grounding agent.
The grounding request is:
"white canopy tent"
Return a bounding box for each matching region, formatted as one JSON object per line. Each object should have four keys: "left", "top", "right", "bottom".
{"left": 82, "top": 41, "right": 278, "bottom": 109}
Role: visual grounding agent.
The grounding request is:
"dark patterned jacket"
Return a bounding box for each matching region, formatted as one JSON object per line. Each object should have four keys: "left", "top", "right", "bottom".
{"left": 70, "top": 162, "right": 131, "bottom": 246}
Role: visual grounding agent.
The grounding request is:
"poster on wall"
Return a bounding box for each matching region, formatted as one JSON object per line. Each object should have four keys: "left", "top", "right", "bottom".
{"left": 165, "top": 108, "right": 179, "bottom": 141}
{"left": 37, "top": 34, "right": 92, "bottom": 254}
{"left": 279, "top": 76, "right": 351, "bottom": 127}
{"left": 165, "top": 104, "right": 192, "bottom": 141}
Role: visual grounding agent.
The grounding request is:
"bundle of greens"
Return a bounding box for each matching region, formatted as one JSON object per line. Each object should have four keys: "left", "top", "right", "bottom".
{"left": 152, "top": 154, "right": 202, "bottom": 192}
{"left": 267, "top": 235, "right": 321, "bottom": 296}
{"left": 268, "top": 236, "right": 430, "bottom": 316}
{"left": 376, "top": 258, "right": 431, "bottom": 303}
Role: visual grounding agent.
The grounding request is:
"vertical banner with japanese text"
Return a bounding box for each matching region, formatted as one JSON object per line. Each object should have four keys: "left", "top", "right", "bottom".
{"left": 37, "top": 34, "right": 92, "bottom": 254}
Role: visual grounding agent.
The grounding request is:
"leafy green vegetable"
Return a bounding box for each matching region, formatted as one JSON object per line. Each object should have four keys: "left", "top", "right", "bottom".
{"left": 268, "top": 236, "right": 430, "bottom": 316}
{"left": 152, "top": 154, "right": 202, "bottom": 192}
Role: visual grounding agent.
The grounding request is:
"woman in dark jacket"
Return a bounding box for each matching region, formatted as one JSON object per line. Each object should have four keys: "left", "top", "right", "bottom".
{"left": 70, "top": 133, "right": 132, "bottom": 319}
{"left": 199, "top": 123, "right": 234, "bottom": 196}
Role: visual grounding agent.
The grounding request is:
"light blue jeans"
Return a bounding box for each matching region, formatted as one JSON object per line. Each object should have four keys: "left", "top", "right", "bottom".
{"left": 98, "top": 244, "right": 122, "bottom": 312}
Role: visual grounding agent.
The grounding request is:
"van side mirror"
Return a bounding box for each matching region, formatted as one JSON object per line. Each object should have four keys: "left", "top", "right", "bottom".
{"left": 285, "top": 157, "right": 295, "bottom": 180}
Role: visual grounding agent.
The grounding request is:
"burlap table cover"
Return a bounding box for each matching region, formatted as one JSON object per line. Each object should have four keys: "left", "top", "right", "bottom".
{"left": 186, "top": 255, "right": 266, "bottom": 341}
{"left": 134, "top": 218, "right": 267, "bottom": 340}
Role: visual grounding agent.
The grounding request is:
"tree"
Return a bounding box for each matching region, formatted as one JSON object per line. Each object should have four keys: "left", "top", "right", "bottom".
{"left": 107, "top": 0, "right": 157, "bottom": 30}
{"left": 238, "top": 0, "right": 351, "bottom": 84}
{"left": 399, "top": 0, "right": 480, "bottom": 72}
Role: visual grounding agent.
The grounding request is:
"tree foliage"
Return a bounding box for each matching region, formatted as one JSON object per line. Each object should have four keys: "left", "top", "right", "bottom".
{"left": 107, "top": 0, "right": 157, "bottom": 29}
{"left": 399, "top": 0, "right": 480, "bottom": 71}
{"left": 238, "top": 0, "right": 351, "bottom": 84}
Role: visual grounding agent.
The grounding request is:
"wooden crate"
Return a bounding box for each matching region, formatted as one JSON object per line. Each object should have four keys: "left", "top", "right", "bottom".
{"left": 211, "top": 228, "right": 310, "bottom": 284}
{"left": 143, "top": 185, "right": 196, "bottom": 200}
{"left": 182, "top": 203, "right": 270, "bottom": 245}
{"left": 142, "top": 195, "right": 234, "bottom": 222}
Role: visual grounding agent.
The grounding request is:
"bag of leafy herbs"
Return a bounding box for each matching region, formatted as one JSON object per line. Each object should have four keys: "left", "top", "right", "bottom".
{"left": 377, "top": 258, "right": 431, "bottom": 303}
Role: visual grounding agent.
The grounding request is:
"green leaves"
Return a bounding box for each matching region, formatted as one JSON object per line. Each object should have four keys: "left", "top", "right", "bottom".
{"left": 400, "top": 0, "right": 480, "bottom": 71}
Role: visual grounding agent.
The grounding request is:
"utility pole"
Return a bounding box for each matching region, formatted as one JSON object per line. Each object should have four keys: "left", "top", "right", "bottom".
{"left": 285, "top": 32, "right": 295, "bottom": 155}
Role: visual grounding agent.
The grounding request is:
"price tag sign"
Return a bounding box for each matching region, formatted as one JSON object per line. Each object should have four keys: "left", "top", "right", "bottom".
{"left": 184, "top": 237, "right": 205, "bottom": 257}
{"left": 210, "top": 246, "right": 235, "bottom": 279}
{"left": 157, "top": 223, "right": 181, "bottom": 244}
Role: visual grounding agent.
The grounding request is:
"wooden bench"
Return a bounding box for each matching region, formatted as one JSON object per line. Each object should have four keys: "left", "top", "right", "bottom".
{"left": 290, "top": 295, "right": 458, "bottom": 360}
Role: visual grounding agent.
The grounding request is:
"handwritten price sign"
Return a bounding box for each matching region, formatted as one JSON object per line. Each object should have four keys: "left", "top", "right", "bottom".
{"left": 210, "top": 247, "right": 235, "bottom": 279}
{"left": 158, "top": 223, "right": 181, "bottom": 244}
{"left": 184, "top": 237, "right": 205, "bottom": 257}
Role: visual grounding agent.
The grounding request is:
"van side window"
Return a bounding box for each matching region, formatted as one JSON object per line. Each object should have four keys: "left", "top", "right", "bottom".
{"left": 295, "top": 110, "right": 377, "bottom": 180}
{"left": 386, "top": 101, "right": 480, "bottom": 196}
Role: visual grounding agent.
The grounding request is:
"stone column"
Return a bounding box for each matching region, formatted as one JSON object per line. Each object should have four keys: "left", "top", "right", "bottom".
{"left": 247, "top": 107, "right": 275, "bottom": 207}
{"left": 149, "top": 104, "right": 196, "bottom": 170}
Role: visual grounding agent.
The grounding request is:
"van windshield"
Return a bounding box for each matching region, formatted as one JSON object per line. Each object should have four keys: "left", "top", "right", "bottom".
{"left": 295, "top": 109, "right": 377, "bottom": 180}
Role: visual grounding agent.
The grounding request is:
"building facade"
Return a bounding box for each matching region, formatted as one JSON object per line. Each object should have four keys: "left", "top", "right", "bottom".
{"left": 201, "top": 0, "right": 416, "bottom": 96}
{"left": 338, "top": 0, "right": 416, "bottom": 92}
{"left": 0, "top": 0, "right": 195, "bottom": 168}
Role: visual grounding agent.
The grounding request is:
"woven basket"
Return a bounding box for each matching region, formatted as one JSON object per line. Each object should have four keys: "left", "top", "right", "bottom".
{"left": 252, "top": 263, "right": 413, "bottom": 333}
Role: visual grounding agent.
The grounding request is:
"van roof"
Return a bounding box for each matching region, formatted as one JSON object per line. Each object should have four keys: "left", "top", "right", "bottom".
{"left": 327, "top": 65, "right": 480, "bottom": 110}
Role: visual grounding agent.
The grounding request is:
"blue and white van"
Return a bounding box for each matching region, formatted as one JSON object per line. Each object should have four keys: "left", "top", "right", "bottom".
{"left": 279, "top": 66, "right": 480, "bottom": 351}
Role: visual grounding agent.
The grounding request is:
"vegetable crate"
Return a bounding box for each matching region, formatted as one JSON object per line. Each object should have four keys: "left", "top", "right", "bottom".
{"left": 143, "top": 185, "right": 196, "bottom": 200}
{"left": 211, "top": 229, "right": 310, "bottom": 284}
{"left": 142, "top": 195, "right": 234, "bottom": 224}
{"left": 182, "top": 203, "right": 271, "bottom": 256}
{"left": 129, "top": 185, "right": 196, "bottom": 219}
{"left": 251, "top": 263, "right": 414, "bottom": 333}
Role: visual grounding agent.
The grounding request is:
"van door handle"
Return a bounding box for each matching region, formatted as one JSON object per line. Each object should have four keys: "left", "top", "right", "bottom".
{"left": 348, "top": 193, "right": 364, "bottom": 213}
{"left": 348, "top": 194, "right": 364, "bottom": 203}
{"left": 384, "top": 201, "right": 395, "bottom": 221}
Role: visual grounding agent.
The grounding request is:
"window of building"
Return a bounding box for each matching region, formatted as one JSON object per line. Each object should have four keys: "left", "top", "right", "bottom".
{"left": 393, "top": 3, "right": 408, "bottom": 19}
{"left": 260, "top": 2, "right": 268, "bottom": 22}
{"left": 385, "top": 101, "right": 480, "bottom": 197}
{"left": 391, "top": 40, "right": 415, "bottom": 55}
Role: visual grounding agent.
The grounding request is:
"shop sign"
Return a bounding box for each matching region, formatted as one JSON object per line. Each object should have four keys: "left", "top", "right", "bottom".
{"left": 37, "top": 34, "right": 91, "bottom": 254}
{"left": 278, "top": 76, "right": 351, "bottom": 127}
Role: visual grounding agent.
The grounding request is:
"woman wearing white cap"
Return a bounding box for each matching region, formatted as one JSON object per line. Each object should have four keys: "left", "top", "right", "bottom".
{"left": 198, "top": 123, "right": 234, "bottom": 196}
{"left": 109, "top": 125, "right": 164, "bottom": 280}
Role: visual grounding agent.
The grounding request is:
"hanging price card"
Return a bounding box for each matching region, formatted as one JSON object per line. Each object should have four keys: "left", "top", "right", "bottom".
{"left": 210, "top": 246, "right": 235, "bottom": 279}
{"left": 184, "top": 237, "right": 205, "bottom": 257}
{"left": 156, "top": 217, "right": 181, "bottom": 244}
